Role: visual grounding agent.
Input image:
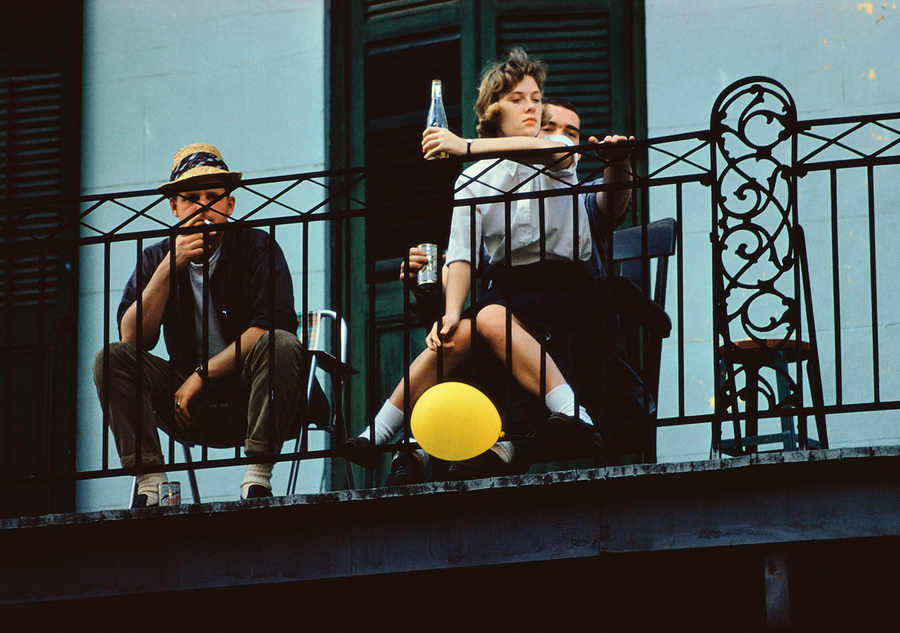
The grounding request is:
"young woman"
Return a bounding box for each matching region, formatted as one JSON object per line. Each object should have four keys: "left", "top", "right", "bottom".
{"left": 347, "top": 48, "right": 633, "bottom": 483}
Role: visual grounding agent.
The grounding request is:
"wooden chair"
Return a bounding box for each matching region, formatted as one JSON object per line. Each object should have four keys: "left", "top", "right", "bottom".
{"left": 708, "top": 75, "right": 828, "bottom": 457}
{"left": 712, "top": 226, "right": 828, "bottom": 456}
{"left": 605, "top": 217, "right": 677, "bottom": 464}
{"left": 502, "top": 218, "right": 677, "bottom": 468}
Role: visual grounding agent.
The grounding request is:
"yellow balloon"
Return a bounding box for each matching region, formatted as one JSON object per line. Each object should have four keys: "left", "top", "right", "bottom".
{"left": 410, "top": 382, "right": 502, "bottom": 462}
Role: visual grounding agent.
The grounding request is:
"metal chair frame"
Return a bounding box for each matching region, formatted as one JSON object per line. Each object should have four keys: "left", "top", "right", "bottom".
{"left": 286, "top": 309, "right": 357, "bottom": 494}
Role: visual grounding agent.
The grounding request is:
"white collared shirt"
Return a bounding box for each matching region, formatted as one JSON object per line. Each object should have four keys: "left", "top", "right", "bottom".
{"left": 445, "top": 135, "right": 592, "bottom": 268}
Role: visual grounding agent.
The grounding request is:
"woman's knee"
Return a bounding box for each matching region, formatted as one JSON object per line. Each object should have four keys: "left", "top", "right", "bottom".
{"left": 475, "top": 305, "right": 507, "bottom": 339}
{"left": 440, "top": 318, "right": 473, "bottom": 354}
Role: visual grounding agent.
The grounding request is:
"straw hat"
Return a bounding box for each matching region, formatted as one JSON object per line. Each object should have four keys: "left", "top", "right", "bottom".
{"left": 158, "top": 143, "right": 242, "bottom": 192}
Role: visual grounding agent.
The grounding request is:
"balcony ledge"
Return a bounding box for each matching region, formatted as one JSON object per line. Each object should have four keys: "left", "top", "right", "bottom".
{"left": 2, "top": 445, "right": 898, "bottom": 606}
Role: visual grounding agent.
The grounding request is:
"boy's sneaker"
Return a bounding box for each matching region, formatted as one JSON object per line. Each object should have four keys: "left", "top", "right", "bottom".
{"left": 130, "top": 494, "right": 157, "bottom": 509}
{"left": 245, "top": 484, "right": 273, "bottom": 499}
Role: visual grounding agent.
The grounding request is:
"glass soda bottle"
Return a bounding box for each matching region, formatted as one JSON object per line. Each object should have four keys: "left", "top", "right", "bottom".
{"left": 426, "top": 79, "right": 449, "bottom": 159}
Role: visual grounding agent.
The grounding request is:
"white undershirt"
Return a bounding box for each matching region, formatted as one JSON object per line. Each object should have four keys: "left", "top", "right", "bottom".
{"left": 189, "top": 244, "right": 226, "bottom": 363}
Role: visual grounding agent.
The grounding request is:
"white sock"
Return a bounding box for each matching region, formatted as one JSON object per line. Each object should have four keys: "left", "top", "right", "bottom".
{"left": 241, "top": 462, "right": 274, "bottom": 498}
{"left": 545, "top": 384, "right": 594, "bottom": 426}
{"left": 136, "top": 472, "right": 167, "bottom": 506}
{"left": 490, "top": 441, "right": 515, "bottom": 464}
{"left": 361, "top": 401, "right": 405, "bottom": 445}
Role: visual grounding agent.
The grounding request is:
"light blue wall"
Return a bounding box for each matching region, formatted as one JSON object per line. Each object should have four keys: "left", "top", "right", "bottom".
{"left": 645, "top": 0, "right": 900, "bottom": 461}
{"left": 77, "top": 1, "right": 328, "bottom": 511}
{"left": 75, "top": 1, "right": 900, "bottom": 509}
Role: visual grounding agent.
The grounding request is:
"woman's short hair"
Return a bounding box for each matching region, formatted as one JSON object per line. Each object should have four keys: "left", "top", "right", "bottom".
{"left": 475, "top": 48, "right": 551, "bottom": 138}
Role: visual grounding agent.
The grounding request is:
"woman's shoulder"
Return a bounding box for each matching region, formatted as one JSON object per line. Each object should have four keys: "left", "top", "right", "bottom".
{"left": 457, "top": 158, "right": 518, "bottom": 186}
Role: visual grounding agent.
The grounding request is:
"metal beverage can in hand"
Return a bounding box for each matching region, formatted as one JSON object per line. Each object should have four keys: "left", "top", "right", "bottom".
{"left": 416, "top": 243, "right": 439, "bottom": 292}
{"left": 158, "top": 481, "right": 181, "bottom": 506}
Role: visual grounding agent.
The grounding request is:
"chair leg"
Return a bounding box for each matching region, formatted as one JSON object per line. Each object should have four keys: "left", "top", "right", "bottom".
{"left": 286, "top": 425, "right": 307, "bottom": 496}
{"left": 331, "top": 373, "right": 355, "bottom": 491}
{"left": 806, "top": 355, "right": 829, "bottom": 449}
{"left": 772, "top": 350, "right": 798, "bottom": 451}
{"left": 182, "top": 444, "right": 201, "bottom": 504}
{"left": 286, "top": 354, "right": 319, "bottom": 496}
{"left": 713, "top": 356, "right": 741, "bottom": 457}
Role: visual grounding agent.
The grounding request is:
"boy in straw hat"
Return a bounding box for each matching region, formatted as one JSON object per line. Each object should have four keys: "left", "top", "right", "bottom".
{"left": 94, "top": 143, "right": 318, "bottom": 506}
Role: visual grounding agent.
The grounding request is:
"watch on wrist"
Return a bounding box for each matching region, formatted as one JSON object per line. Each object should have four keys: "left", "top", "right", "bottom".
{"left": 194, "top": 365, "right": 209, "bottom": 381}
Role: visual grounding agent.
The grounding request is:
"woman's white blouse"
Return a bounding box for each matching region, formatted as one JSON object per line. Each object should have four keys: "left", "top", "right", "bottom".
{"left": 445, "top": 135, "right": 592, "bottom": 268}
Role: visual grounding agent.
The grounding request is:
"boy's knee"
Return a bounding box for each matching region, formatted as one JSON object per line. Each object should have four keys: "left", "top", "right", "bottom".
{"left": 93, "top": 341, "right": 135, "bottom": 382}
{"left": 255, "top": 329, "right": 304, "bottom": 363}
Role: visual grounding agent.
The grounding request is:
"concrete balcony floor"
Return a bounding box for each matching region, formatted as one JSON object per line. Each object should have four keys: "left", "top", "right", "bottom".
{"left": 2, "top": 446, "right": 899, "bottom": 631}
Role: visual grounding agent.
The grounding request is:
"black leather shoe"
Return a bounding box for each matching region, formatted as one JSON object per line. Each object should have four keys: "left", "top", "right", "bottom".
{"left": 545, "top": 412, "right": 607, "bottom": 456}
{"left": 245, "top": 484, "right": 273, "bottom": 499}
{"left": 546, "top": 411, "right": 594, "bottom": 434}
{"left": 447, "top": 450, "right": 506, "bottom": 481}
{"left": 343, "top": 436, "right": 380, "bottom": 470}
{"left": 385, "top": 451, "right": 426, "bottom": 486}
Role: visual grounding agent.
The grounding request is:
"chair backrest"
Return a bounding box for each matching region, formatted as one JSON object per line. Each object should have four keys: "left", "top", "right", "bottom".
{"left": 708, "top": 79, "right": 828, "bottom": 453}
{"left": 613, "top": 217, "right": 676, "bottom": 312}
{"left": 300, "top": 309, "right": 348, "bottom": 363}
{"left": 287, "top": 309, "right": 355, "bottom": 494}
{"left": 611, "top": 217, "right": 677, "bottom": 406}
{"left": 298, "top": 310, "right": 349, "bottom": 422}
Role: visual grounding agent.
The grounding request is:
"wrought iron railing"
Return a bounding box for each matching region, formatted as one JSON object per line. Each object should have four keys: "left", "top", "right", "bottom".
{"left": 2, "top": 77, "right": 900, "bottom": 518}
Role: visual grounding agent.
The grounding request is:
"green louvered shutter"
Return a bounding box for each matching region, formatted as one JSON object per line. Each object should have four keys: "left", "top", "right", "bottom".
{"left": 0, "top": 0, "right": 82, "bottom": 518}
{"left": 497, "top": 12, "right": 613, "bottom": 139}
{"left": 492, "top": 4, "right": 644, "bottom": 181}
{"left": 0, "top": 71, "right": 65, "bottom": 307}
{"left": 365, "top": 31, "right": 462, "bottom": 264}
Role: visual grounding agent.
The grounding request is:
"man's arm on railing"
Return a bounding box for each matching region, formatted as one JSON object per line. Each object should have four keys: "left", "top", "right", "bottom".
{"left": 590, "top": 134, "right": 634, "bottom": 222}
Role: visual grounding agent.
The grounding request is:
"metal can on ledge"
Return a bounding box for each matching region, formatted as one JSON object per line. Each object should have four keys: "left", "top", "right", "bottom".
{"left": 158, "top": 481, "right": 181, "bottom": 506}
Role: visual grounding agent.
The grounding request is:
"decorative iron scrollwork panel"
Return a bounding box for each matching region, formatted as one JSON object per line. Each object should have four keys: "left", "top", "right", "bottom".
{"left": 711, "top": 77, "right": 807, "bottom": 436}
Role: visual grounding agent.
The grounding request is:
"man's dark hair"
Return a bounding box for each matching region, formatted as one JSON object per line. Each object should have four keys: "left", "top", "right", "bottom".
{"left": 543, "top": 96, "right": 579, "bottom": 117}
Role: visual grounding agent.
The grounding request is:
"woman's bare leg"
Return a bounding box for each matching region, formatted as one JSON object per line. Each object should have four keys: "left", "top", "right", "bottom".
{"left": 387, "top": 317, "right": 473, "bottom": 410}
{"left": 474, "top": 304, "right": 592, "bottom": 428}
{"left": 474, "top": 304, "right": 565, "bottom": 399}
